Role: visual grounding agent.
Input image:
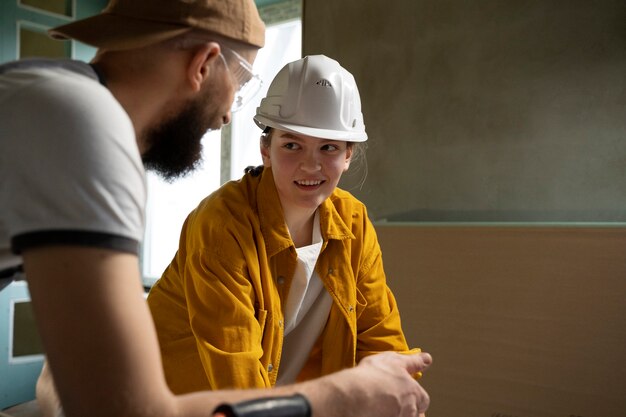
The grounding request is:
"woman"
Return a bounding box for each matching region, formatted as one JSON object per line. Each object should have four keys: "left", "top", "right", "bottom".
{"left": 148, "top": 55, "right": 421, "bottom": 393}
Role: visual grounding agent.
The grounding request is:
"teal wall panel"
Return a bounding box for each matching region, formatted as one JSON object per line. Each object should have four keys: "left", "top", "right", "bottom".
{"left": 0, "top": 0, "right": 107, "bottom": 64}
{"left": 0, "top": 280, "right": 43, "bottom": 409}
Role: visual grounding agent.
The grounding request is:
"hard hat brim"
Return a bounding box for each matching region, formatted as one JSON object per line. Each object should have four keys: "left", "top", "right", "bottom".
{"left": 254, "top": 115, "right": 368, "bottom": 142}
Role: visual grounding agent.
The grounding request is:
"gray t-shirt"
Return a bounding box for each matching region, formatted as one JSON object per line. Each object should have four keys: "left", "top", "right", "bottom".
{"left": 0, "top": 59, "right": 146, "bottom": 274}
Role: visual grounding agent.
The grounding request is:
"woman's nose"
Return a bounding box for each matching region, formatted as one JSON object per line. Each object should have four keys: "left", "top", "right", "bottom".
{"left": 300, "top": 152, "right": 321, "bottom": 171}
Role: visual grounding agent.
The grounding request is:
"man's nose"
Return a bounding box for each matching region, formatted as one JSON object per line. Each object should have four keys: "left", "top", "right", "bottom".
{"left": 223, "top": 110, "right": 232, "bottom": 126}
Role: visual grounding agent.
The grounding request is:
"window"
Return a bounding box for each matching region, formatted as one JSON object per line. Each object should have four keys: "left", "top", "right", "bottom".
{"left": 142, "top": 19, "right": 302, "bottom": 286}
{"left": 142, "top": 132, "right": 222, "bottom": 282}
{"left": 229, "top": 19, "right": 302, "bottom": 179}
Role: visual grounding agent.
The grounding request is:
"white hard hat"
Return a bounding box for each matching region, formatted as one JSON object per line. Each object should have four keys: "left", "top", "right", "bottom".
{"left": 254, "top": 55, "right": 367, "bottom": 142}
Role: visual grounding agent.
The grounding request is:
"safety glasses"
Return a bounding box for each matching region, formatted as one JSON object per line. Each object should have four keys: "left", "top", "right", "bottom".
{"left": 219, "top": 46, "right": 263, "bottom": 112}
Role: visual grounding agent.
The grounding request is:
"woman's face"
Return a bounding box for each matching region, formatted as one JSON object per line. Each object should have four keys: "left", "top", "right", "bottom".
{"left": 261, "top": 129, "right": 352, "bottom": 214}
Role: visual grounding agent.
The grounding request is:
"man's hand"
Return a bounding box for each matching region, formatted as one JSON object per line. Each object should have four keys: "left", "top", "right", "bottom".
{"left": 299, "top": 351, "right": 432, "bottom": 417}
{"left": 356, "top": 351, "right": 432, "bottom": 417}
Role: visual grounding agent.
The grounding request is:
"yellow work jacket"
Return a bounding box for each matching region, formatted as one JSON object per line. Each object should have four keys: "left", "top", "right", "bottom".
{"left": 148, "top": 167, "right": 414, "bottom": 393}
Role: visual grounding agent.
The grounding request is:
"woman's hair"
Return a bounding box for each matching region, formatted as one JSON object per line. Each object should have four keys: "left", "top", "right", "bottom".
{"left": 257, "top": 127, "right": 368, "bottom": 188}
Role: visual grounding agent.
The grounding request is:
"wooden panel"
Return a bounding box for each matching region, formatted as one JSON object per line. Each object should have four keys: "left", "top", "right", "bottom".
{"left": 376, "top": 224, "right": 626, "bottom": 417}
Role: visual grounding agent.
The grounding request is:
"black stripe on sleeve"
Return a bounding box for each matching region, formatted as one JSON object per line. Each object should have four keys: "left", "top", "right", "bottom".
{"left": 11, "top": 230, "right": 140, "bottom": 255}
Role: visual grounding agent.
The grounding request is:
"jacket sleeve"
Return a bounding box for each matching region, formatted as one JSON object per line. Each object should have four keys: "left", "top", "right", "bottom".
{"left": 183, "top": 242, "right": 271, "bottom": 389}
{"left": 354, "top": 214, "right": 415, "bottom": 362}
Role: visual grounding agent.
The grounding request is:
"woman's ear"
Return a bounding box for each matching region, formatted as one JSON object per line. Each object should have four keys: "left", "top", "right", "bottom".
{"left": 343, "top": 146, "right": 353, "bottom": 172}
{"left": 260, "top": 141, "right": 271, "bottom": 167}
{"left": 187, "top": 42, "right": 221, "bottom": 92}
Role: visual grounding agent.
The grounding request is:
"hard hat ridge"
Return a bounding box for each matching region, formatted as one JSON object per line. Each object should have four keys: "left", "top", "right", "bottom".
{"left": 254, "top": 55, "right": 367, "bottom": 142}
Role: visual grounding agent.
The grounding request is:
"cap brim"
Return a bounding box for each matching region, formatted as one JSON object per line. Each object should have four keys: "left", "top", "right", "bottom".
{"left": 254, "top": 114, "right": 368, "bottom": 142}
{"left": 49, "top": 13, "right": 192, "bottom": 51}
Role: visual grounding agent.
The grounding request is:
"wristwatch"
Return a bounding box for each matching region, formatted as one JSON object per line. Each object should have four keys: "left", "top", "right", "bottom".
{"left": 213, "top": 394, "right": 311, "bottom": 417}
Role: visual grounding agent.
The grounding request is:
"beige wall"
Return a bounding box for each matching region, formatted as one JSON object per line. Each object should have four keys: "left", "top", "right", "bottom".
{"left": 303, "top": 0, "right": 626, "bottom": 222}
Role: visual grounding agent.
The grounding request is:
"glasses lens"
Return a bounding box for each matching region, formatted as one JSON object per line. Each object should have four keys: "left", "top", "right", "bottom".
{"left": 231, "top": 74, "right": 262, "bottom": 112}
{"left": 222, "top": 47, "right": 263, "bottom": 112}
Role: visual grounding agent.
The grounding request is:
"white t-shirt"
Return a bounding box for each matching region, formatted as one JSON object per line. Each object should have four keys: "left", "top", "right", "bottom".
{"left": 277, "top": 211, "right": 333, "bottom": 385}
{"left": 0, "top": 59, "right": 146, "bottom": 275}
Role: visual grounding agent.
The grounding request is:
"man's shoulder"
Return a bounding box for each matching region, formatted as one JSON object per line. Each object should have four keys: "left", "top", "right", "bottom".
{"left": 1, "top": 58, "right": 129, "bottom": 142}
{"left": 0, "top": 58, "right": 96, "bottom": 79}
{"left": 0, "top": 59, "right": 105, "bottom": 106}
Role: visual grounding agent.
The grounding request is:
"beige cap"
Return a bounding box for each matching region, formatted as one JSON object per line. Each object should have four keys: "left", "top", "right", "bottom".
{"left": 49, "top": 0, "right": 265, "bottom": 50}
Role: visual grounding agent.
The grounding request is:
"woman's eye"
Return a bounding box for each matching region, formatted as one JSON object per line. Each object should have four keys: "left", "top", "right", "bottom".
{"left": 322, "top": 144, "right": 339, "bottom": 151}
{"left": 283, "top": 142, "right": 299, "bottom": 150}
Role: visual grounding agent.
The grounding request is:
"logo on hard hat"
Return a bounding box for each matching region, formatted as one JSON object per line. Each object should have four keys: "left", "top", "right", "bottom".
{"left": 315, "top": 79, "right": 332, "bottom": 88}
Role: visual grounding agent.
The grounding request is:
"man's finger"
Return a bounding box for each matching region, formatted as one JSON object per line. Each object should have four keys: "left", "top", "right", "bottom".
{"left": 404, "top": 352, "right": 433, "bottom": 375}
{"left": 417, "top": 391, "right": 431, "bottom": 414}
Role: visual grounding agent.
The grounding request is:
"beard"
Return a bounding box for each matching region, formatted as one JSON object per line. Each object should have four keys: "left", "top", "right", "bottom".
{"left": 141, "top": 95, "right": 218, "bottom": 182}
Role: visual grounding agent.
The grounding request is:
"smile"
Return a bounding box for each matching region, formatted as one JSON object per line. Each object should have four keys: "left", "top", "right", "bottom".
{"left": 295, "top": 179, "right": 324, "bottom": 186}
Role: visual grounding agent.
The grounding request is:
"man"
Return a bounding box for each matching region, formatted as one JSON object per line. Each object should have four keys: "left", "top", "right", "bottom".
{"left": 0, "top": 1, "right": 432, "bottom": 417}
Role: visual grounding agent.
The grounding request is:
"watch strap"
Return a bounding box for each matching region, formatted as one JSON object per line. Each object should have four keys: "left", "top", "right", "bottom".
{"left": 213, "top": 394, "right": 311, "bottom": 417}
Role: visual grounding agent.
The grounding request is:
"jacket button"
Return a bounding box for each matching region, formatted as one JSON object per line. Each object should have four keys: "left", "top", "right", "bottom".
{"left": 277, "top": 276, "right": 285, "bottom": 285}
{"left": 348, "top": 305, "right": 354, "bottom": 312}
{"left": 268, "top": 363, "right": 274, "bottom": 372}
{"left": 328, "top": 267, "right": 334, "bottom": 275}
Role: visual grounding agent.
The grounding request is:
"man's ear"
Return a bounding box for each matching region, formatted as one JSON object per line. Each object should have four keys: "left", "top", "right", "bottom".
{"left": 187, "top": 42, "right": 221, "bottom": 92}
